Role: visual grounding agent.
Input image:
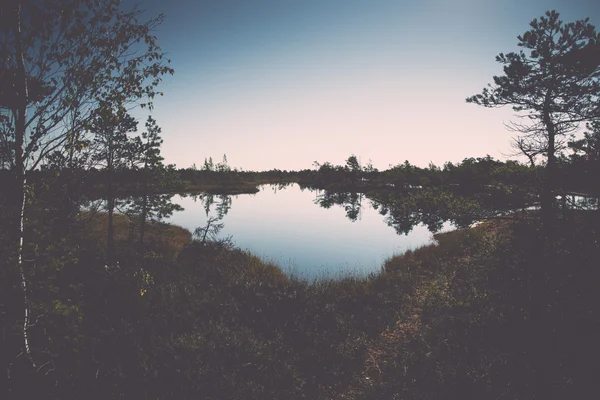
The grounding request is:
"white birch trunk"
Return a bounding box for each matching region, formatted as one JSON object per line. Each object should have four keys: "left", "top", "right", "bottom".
{"left": 14, "top": 0, "right": 35, "bottom": 366}
{"left": 17, "top": 177, "right": 33, "bottom": 365}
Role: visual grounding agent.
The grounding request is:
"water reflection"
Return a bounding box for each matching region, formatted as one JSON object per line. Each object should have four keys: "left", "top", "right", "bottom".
{"left": 185, "top": 193, "right": 233, "bottom": 220}
{"left": 87, "top": 184, "right": 598, "bottom": 279}
{"left": 166, "top": 184, "right": 473, "bottom": 279}
{"left": 184, "top": 193, "right": 232, "bottom": 243}
{"left": 315, "top": 191, "right": 364, "bottom": 222}
{"left": 559, "top": 194, "right": 599, "bottom": 211}
{"left": 270, "top": 182, "right": 295, "bottom": 193}
{"left": 120, "top": 193, "right": 183, "bottom": 221}
{"left": 313, "top": 187, "right": 494, "bottom": 236}
{"left": 83, "top": 193, "right": 183, "bottom": 223}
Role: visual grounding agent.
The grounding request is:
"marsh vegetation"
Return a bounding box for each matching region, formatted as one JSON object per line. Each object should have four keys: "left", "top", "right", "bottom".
{"left": 1, "top": 3, "right": 600, "bottom": 399}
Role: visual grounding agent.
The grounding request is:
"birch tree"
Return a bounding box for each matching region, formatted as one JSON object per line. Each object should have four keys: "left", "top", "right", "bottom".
{"left": 0, "top": 0, "right": 173, "bottom": 367}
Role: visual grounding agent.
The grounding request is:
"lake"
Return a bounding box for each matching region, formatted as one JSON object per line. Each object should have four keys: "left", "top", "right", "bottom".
{"left": 166, "top": 184, "right": 455, "bottom": 280}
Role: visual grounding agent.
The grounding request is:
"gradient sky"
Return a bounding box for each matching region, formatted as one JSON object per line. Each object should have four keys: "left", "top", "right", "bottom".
{"left": 124, "top": 0, "right": 599, "bottom": 171}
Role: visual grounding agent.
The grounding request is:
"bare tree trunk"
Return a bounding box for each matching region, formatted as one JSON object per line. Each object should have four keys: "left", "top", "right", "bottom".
{"left": 200, "top": 217, "right": 217, "bottom": 244}
{"left": 541, "top": 124, "right": 556, "bottom": 219}
{"left": 16, "top": 176, "right": 33, "bottom": 364}
{"left": 541, "top": 94, "right": 556, "bottom": 252}
{"left": 139, "top": 195, "right": 147, "bottom": 254}
{"left": 107, "top": 166, "right": 115, "bottom": 267}
{"left": 139, "top": 164, "right": 148, "bottom": 254}
{"left": 13, "top": 0, "right": 35, "bottom": 366}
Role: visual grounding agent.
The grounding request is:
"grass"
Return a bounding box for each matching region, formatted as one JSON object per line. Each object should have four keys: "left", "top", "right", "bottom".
{"left": 362, "top": 211, "right": 600, "bottom": 399}
{"left": 80, "top": 211, "right": 192, "bottom": 256}
{"left": 4, "top": 206, "right": 600, "bottom": 399}
{"left": 116, "top": 211, "right": 600, "bottom": 398}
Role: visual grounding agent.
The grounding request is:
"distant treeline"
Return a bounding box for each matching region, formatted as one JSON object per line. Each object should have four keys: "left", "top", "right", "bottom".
{"left": 180, "top": 153, "right": 599, "bottom": 195}
{"left": 1, "top": 152, "right": 598, "bottom": 196}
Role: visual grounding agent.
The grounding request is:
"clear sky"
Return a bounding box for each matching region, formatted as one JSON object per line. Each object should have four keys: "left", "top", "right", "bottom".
{"left": 124, "top": 0, "right": 599, "bottom": 171}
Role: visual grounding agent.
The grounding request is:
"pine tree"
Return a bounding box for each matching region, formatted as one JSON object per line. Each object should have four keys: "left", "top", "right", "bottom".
{"left": 90, "top": 103, "right": 138, "bottom": 266}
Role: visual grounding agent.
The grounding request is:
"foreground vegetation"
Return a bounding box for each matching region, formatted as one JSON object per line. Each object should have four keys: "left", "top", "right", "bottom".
{"left": 2, "top": 3, "right": 599, "bottom": 399}
{"left": 2, "top": 204, "right": 599, "bottom": 399}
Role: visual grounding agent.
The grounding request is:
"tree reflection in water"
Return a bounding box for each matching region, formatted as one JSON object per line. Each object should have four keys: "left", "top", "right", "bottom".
{"left": 186, "top": 193, "right": 233, "bottom": 243}
{"left": 314, "top": 187, "right": 515, "bottom": 235}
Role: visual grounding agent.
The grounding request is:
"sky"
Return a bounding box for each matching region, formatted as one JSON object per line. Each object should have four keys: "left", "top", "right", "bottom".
{"left": 124, "top": 0, "right": 600, "bottom": 171}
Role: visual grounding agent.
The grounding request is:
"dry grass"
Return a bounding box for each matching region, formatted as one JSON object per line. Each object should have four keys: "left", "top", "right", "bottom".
{"left": 79, "top": 211, "right": 192, "bottom": 256}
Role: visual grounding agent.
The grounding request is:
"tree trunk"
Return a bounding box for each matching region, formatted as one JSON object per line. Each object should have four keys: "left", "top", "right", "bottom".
{"left": 107, "top": 147, "right": 116, "bottom": 267}
{"left": 13, "top": 0, "right": 35, "bottom": 366}
{"left": 541, "top": 125, "right": 556, "bottom": 220}
{"left": 139, "top": 194, "right": 147, "bottom": 254}
{"left": 139, "top": 162, "right": 148, "bottom": 254}
{"left": 541, "top": 93, "right": 556, "bottom": 251}
{"left": 107, "top": 168, "right": 115, "bottom": 267}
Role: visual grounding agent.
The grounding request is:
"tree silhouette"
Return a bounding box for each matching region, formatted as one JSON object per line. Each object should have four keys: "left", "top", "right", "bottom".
{"left": 0, "top": 0, "right": 173, "bottom": 366}
{"left": 90, "top": 103, "right": 138, "bottom": 266}
{"left": 568, "top": 121, "right": 600, "bottom": 193}
{"left": 345, "top": 154, "right": 361, "bottom": 183}
{"left": 467, "top": 10, "right": 600, "bottom": 225}
{"left": 124, "top": 116, "right": 182, "bottom": 252}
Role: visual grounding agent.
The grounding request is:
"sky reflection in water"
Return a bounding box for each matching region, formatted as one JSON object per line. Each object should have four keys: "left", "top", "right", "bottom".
{"left": 167, "top": 184, "right": 454, "bottom": 280}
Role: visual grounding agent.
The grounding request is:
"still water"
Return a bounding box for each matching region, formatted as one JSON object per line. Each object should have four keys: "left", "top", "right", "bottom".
{"left": 166, "top": 184, "right": 454, "bottom": 280}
